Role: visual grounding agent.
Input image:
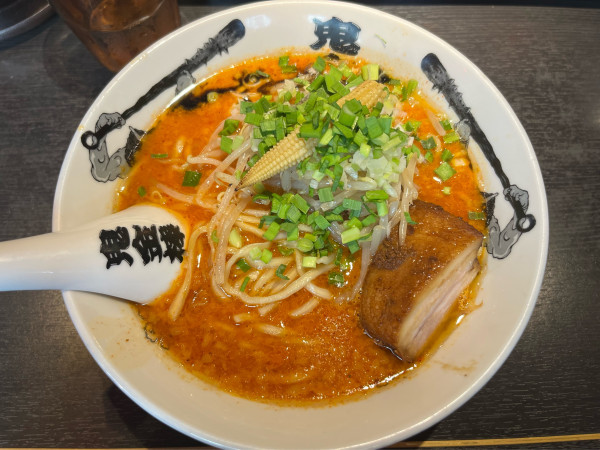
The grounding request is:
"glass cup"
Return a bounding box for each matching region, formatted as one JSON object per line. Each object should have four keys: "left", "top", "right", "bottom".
{"left": 49, "top": 0, "right": 181, "bottom": 72}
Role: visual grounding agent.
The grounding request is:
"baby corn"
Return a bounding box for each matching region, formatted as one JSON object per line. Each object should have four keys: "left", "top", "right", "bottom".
{"left": 239, "top": 80, "right": 388, "bottom": 190}
{"left": 337, "top": 79, "right": 388, "bottom": 109}
{"left": 238, "top": 129, "right": 316, "bottom": 189}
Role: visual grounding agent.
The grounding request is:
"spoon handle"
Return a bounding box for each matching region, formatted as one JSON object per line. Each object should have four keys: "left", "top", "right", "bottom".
{"left": 0, "top": 206, "right": 187, "bottom": 303}
{"left": 0, "top": 229, "right": 100, "bottom": 292}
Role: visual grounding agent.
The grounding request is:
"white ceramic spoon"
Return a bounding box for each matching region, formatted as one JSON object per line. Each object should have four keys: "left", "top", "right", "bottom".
{"left": 0, "top": 205, "right": 188, "bottom": 303}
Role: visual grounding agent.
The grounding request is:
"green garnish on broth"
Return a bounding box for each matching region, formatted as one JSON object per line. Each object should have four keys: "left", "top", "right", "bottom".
{"left": 434, "top": 162, "right": 456, "bottom": 182}
{"left": 468, "top": 211, "right": 486, "bottom": 220}
{"left": 182, "top": 170, "right": 201, "bottom": 187}
{"left": 441, "top": 149, "right": 454, "bottom": 162}
{"left": 276, "top": 264, "right": 290, "bottom": 279}
{"left": 226, "top": 58, "right": 475, "bottom": 285}
{"left": 236, "top": 258, "right": 251, "bottom": 272}
{"left": 443, "top": 130, "right": 461, "bottom": 144}
{"left": 239, "top": 276, "right": 250, "bottom": 292}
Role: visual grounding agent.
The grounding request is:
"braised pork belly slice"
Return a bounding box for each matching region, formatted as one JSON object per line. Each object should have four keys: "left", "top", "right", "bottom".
{"left": 360, "top": 200, "right": 483, "bottom": 361}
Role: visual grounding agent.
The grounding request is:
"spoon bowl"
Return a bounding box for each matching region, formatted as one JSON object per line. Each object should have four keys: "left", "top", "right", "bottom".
{"left": 0, "top": 205, "right": 188, "bottom": 303}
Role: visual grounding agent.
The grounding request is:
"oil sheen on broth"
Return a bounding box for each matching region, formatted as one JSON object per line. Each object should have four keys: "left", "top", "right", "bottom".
{"left": 114, "top": 53, "right": 485, "bottom": 404}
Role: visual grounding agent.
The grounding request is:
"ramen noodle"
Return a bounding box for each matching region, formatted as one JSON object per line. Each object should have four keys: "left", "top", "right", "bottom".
{"left": 114, "top": 53, "right": 485, "bottom": 404}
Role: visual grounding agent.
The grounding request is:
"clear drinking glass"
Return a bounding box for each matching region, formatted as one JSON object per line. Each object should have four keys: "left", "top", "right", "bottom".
{"left": 50, "top": 0, "right": 180, "bottom": 72}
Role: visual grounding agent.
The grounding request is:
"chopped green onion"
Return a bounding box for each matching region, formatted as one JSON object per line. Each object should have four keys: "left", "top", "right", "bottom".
{"left": 313, "top": 56, "right": 326, "bottom": 73}
{"left": 346, "top": 217, "right": 363, "bottom": 230}
{"left": 259, "top": 215, "right": 278, "bottom": 229}
{"left": 285, "top": 204, "right": 302, "bottom": 223}
{"left": 283, "top": 241, "right": 300, "bottom": 256}
{"left": 280, "top": 222, "right": 299, "bottom": 241}
{"left": 278, "top": 246, "right": 295, "bottom": 256}
{"left": 236, "top": 258, "right": 251, "bottom": 272}
{"left": 356, "top": 142, "right": 369, "bottom": 157}
{"left": 333, "top": 121, "right": 353, "bottom": 139}
{"left": 404, "top": 79, "right": 418, "bottom": 100}
{"left": 307, "top": 74, "right": 325, "bottom": 92}
{"left": 325, "top": 213, "right": 344, "bottom": 222}
{"left": 443, "top": 130, "right": 461, "bottom": 144}
{"left": 231, "top": 135, "right": 244, "bottom": 151}
{"left": 468, "top": 211, "right": 486, "bottom": 220}
{"left": 299, "top": 122, "right": 323, "bottom": 139}
{"left": 314, "top": 214, "right": 331, "bottom": 230}
{"left": 341, "top": 227, "right": 361, "bottom": 244}
{"left": 292, "top": 195, "right": 310, "bottom": 214}
{"left": 277, "top": 203, "right": 290, "bottom": 220}
{"left": 376, "top": 201, "right": 388, "bottom": 217}
{"left": 334, "top": 247, "right": 343, "bottom": 266}
{"left": 440, "top": 119, "right": 453, "bottom": 131}
{"left": 328, "top": 65, "right": 343, "bottom": 81}
{"left": 424, "top": 151, "right": 434, "bottom": 163}
{"left": 249, "top": 247, "right": 262, "bottom": 260}
{"left": 182, "top": 170, "right": 201, "bottom": 187}
{"left": 421, "top": 136, "right": 437, "bottom": 150}
{"left": 278, "top": 55, "right": 297, "bottom": 73}
{"left": 346, "top": 74, "right": 364, "bottom": 89}
{"left": 211, "top": 230, "right": 219, "bottom": 243}
{"left": 276, "top": 264, "right": 290, "bottom": 280}
{"left": 240, "top": 276, "right": 250, "bottom": 292}
{"left": 442, "top": 186, "right": 452, "bottom": 195}
{"left": 262, "top": 222, "right": 280, "bottom": 241}
{"left": 365, "top": 190, "right": 389, "bottom": 201}
{"left": 219, "top": 119, "right": 240, "bottom": 136}
{"left": 260, "top": 249, "right": 273, "bottom": 264}
{"left": 361, "top": 214, "right": 377, "bottom": 227}
{"left": 229, "top": 228, "right": 243, "bottom": 248}
{"left": 338, "top": 109, "right": 356, "bottom": 128}
{"left": 151, "top": 153, "right": 168, "bottom": 159}
{"left": 314, "top": 236, "right": 325, "bottom": 250}
{"left": 404, "top": 212, "right": 417, "bottom": 225}
{"left": 441, "top": 149, "right": 454, "bottom": 162}
{"left": 240, "top": 101, "right": 253, "bottom": 113}
{"left": 434, "top": 162, "right": 456, "bottom": 181}
{"left": 253, "top": 194, "right": 271, "bottom": 205}
{"left": 342, "top": 198, "right": 362, "bottom": 213}
{"left": 247, "top": 154, "right": 260, "bottom": 167}
{"left": 312, "top": 170, "right": 325, "bottom": 182}
{"left": 271, "top": 196, "right": 282, "bottom": 215}
{"left": 220, "top": 136, "right": 234, "bottom": 153}
{"left": 244, "top": 112, "right": 263, "bottom": 126}
{"left": 404, "top": 120, "right": 421, "bottom": 132}
{"left": 347, "top": 240, "right": 360, "bottom": 254}
{"left": 302, "top": 256, "right": 317, "bottom": 268}
{"left": 293, "top": 77, "right": 309, "bottom": 86}
{"left": 318, "top": 187, "right": 334, "bottom": 203}
{"left": 297, "top": 238, "right": 314, "bottom": 253}
{"left": 137, "top": 186, "right": 146, "bottom": 197}
{"left": 338, "top": 62, "right": 354, "bottom": 79}
{"left": 328, "top": 271, "right": 345, "bottom": 286}
{"left": 221, "top": 136, "right": 244, "bottom": 153}
{"left": 319, "top": 127, "right": 334, "bottom": 146}
{"left": 365, "top": 116, "right": 383, "bottom": 139}
{"left": 361, "top": 64, "right": 379, "bottom": 81}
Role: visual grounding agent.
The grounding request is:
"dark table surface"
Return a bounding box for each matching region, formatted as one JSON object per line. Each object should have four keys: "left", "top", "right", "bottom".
{"left": 1, "top": 2, "right": 599, "bottom": 449}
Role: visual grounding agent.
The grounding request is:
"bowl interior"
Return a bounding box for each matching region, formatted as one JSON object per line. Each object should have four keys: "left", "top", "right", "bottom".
{"left": 53, "top": 1, "right": 548, "bottom": 448}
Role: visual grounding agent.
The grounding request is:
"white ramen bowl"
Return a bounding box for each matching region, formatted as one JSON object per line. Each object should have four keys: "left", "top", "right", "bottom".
{"left": 53, "top": 1, "right": 549, "bottom": 448}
